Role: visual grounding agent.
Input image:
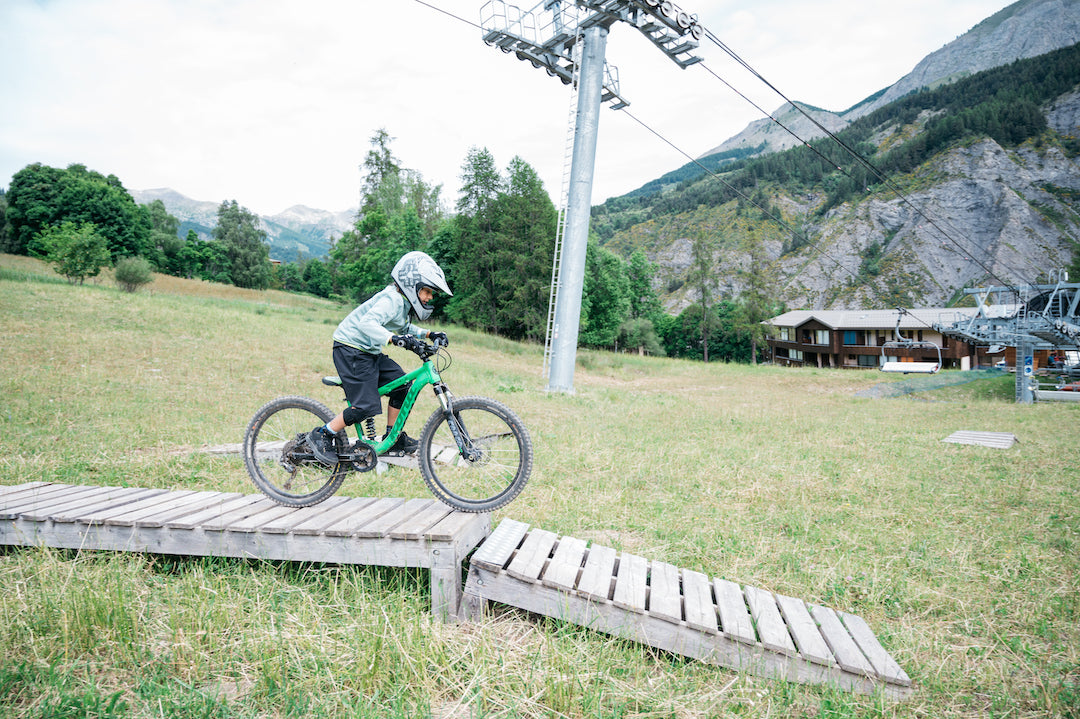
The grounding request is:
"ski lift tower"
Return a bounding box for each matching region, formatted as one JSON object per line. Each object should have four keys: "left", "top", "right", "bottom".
{"left": 480, "top": 0, "right": 704, "bottom": 393}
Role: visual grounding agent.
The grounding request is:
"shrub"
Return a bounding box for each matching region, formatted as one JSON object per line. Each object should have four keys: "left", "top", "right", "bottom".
{"left": 114, "top": 256, "right": 154, "bottom": 293}
{"left": 28, "top": 221, "right": 111, "bottom": 284}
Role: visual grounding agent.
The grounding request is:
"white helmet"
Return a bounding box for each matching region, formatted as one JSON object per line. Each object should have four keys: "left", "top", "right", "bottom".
{"left": 391, "top": 251, "right": 452, "bottom": 320}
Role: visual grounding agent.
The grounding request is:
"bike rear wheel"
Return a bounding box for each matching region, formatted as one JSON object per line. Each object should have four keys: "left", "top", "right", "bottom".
{"left": 417, "top": 396, "right": 533, "bottom": 513}
{"left": 243, "top": 396, "right": 348, "bottom": 507}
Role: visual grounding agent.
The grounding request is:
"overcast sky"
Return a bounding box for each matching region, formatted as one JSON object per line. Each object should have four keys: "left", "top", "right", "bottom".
{"left": 0, "top": 0, "right": 1013, "bottom": 217}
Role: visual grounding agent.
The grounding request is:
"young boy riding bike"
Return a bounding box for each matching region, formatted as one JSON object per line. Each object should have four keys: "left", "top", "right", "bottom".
{"left": 308, "top": 251, "right": 451, "bottom": 466}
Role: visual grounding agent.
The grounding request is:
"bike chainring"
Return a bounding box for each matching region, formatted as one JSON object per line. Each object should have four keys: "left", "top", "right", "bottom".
{"left": 346, "top": 440, "right": 378, "bottom": 473}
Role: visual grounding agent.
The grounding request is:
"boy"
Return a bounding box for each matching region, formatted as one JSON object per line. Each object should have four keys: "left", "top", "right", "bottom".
{"left": 308, "top": 251, "right": 451, "bottom": 465}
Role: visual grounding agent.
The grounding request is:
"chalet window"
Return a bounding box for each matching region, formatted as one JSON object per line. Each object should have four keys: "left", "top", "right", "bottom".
{"left": 814, "top": 330, "right": 829, "bottom": 345}
{"left": 843, "top": 331, "right": 858, "bottom": 345}
{"left": 778, "top": 327, "right": 791, "bottom": 341}
{"left": 857, "top": 354, "right": 877, "bottom": 367}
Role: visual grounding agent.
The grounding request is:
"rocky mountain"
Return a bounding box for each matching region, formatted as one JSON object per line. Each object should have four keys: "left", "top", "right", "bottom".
{"left": 777, "top": 133, "right": 1080, "bottom": 310}
{"left": 697, "top": 102, "right": 849, "bottom": 160}
{"left": 130, "top": 188, "right": 355, "bottom": 261}
{"left": 698, "top": 0, "right": 1080, "bottom": 161}
{"left": 601, "top": 33, "right": 1080, "bottom": 314}
{"left": 847, "top": 0, "right": 1080, "bottom": 120}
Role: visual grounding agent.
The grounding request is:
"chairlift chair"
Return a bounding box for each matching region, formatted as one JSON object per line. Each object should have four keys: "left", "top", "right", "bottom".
{"left": 879, "top": 310, "right": 942, "bottom": 374}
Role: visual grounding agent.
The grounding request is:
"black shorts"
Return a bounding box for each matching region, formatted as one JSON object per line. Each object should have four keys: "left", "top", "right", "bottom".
{"left": 331, "top": 342, "right": 410, "bottom": 421}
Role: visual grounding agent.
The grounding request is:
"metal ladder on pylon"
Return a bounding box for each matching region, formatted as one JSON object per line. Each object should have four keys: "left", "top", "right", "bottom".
{"left": 543, "top": 34, "right": 582, "bottom": 379}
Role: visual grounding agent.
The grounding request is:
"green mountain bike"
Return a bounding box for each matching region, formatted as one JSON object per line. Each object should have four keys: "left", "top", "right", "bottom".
{"left": 242, "top": 338, "right": 533, "bottom": 513}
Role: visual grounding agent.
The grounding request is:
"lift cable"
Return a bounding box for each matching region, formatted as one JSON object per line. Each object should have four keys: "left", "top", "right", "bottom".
{"left": 696, "top": 62, "right": 848, "bottom": 177}
{"left": 412, "top": 0, "right": 483, "bottom": 30}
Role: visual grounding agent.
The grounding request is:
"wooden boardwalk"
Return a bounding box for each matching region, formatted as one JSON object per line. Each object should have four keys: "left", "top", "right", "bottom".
{"left": 464, "top": 519, "right": 913, "bottom": 698}
{"left": 0, "top": 482, "right": 489, "bottom": 622}
{"left": 0, "top": 483, "right": 913, "bottom": 696}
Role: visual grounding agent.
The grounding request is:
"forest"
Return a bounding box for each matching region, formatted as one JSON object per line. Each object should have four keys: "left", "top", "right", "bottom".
{"left": 0, "top": 131, "right": 762, "bottom": 364}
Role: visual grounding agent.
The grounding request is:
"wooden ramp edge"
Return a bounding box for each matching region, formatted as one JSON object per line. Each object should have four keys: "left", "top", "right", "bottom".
{"left": 463, "top": 519, "right": 913, "bottom": 699}
{"left": 0, "top": 482, "right": 490, "bottom": 622}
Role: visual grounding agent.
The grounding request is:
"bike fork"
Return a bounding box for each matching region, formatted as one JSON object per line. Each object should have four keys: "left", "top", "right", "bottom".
{"left": 433, "top": 383, "right": 480, "bottom": 462}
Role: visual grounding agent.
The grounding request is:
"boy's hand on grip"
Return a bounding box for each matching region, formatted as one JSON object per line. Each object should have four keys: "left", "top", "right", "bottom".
{"left": 391, "top": 334, "right": 424, "bottom": 354}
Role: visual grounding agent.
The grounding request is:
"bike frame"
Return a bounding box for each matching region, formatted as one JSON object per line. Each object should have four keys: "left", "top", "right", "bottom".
{"left": 346, "top": 357, "right": 445, "bottom": 455}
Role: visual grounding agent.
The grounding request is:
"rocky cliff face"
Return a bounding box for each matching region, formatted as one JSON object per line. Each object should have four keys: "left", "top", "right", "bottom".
{"left": 780, "top": 136, "right": 1079, "bottom": 310}
{"left": 848, "top": 0, "right": 1080, "bottom": 120}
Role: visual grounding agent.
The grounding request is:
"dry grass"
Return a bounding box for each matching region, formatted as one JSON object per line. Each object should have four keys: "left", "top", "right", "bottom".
{"left": 1, "top": 253, "right": 1078, "bottom": 718}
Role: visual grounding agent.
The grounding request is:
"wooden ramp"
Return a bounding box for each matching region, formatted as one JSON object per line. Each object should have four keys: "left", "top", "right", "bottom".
{"left": 941, "top": 431, "right": 1018, "bottom": 449}
{"left": 0, "top": 482, "right": 489, "bottom": 622}
{"left": 464, "top": 519, "right": 913, "bottom": 699}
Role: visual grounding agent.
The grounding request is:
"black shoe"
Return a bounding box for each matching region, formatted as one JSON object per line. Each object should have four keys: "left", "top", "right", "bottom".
{"left": 383, "top": 431, "right": 419, "bottom": 455}
{"left": 307, "top": 426, "right": 340, "bottom": 466}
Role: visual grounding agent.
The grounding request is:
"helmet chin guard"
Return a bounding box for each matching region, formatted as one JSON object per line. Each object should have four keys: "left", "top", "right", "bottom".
{"left": 391, "top": 251, "right": 452, "bottom": 320}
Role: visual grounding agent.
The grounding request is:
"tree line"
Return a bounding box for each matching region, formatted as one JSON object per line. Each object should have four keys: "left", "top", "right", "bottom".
{"left": 0, "top": 163, "right": 271, "bottom": 290}
{"left": 0, "top": 132, "right": 765, "bottom": 363}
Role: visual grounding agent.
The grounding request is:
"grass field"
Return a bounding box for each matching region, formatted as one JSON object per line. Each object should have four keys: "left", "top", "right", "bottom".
{"left": 1, "top": 253, "right": 1078, "bottom": 718}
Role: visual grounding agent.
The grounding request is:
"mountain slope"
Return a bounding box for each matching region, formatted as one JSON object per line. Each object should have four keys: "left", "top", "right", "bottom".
{"left": 697, "top": 103, "right": 848, "bottom": 160}
{"left": 847, "top": 0, "right": 1080, "bottom": 120}
{"left": 696, "top": 0, "right": 1080, "bottom": 163}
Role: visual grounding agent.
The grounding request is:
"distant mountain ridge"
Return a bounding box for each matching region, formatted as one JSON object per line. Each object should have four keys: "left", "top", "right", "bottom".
{"left": 697, "top": 0, "right": 1080, "bottom": 163}
{"left": 129, "top": 188, "right": 355, "bottom": 261}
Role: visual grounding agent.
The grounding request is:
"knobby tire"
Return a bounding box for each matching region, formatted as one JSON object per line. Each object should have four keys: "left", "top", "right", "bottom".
{"left": 417, "top": 396, "right": 533, "bottom": 513}
{"left": 242, "top": 395, "right": 348, "bottom": 507}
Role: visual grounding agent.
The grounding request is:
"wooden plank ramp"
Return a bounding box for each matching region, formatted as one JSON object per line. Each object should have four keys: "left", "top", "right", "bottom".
{"left": 464, "top": 519, "right": 912, "bottom": 699}
{"left": 0, "top": 482, "right": 490, "bottom": 622}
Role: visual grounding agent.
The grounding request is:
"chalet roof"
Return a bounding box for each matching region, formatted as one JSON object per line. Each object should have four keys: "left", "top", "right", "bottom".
{"left": 765, "top": 308, "right": 991, "bottom": 331}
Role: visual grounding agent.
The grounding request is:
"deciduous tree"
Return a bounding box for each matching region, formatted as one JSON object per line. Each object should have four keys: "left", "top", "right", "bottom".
{"left": 5, "top": 163, "right": 151, "bottom": 260}
{"left": 29, "top": 221, "right": 111, "bottom": 284}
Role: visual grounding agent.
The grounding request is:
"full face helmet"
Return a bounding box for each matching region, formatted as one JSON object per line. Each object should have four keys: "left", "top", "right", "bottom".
{"left": 391, "top": 251, "right": 452, "bottom": 320}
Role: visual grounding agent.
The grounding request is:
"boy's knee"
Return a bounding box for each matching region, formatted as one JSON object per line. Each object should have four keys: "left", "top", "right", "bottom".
{"left": 342, "top": 406, "right": 370, "bottom": 426}
{"left": 387, "top": 382, "right": 412, "bottom": 409}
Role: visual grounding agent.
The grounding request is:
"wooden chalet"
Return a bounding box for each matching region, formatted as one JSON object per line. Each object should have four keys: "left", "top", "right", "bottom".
{"left": 765, "top": 308, "right": 986, "bottom": 370}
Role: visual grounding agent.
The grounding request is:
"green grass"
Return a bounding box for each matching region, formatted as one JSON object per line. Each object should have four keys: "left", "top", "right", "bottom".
{"left": 2, "top": 254, "right": 1079, "bottom": 717}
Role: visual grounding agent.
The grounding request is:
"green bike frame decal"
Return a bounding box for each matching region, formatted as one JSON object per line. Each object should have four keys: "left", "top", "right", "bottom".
{"left": 343, "top": 359, "right": 443, "bottom": 454}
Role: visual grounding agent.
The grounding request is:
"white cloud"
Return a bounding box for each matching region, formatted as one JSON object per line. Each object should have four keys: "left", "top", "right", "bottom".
{"left": 0, "top": 0, "right": 1012, "bottom": 216}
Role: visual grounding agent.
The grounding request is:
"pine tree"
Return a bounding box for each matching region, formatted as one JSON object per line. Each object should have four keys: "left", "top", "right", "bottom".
{"left": 212, "top": 200, "right": 271, "bottom": 289}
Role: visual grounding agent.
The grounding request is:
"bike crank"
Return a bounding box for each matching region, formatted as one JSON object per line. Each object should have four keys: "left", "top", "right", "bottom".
{"left": 343, "top": 441, "right": 378, "bottom": 472}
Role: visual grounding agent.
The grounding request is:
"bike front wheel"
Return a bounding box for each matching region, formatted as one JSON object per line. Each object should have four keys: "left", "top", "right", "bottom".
{"left": 418, "top": 396, "right": 533, "bottom": 513}
{"left": 242, "top": 395, "right": 348, "bottom": 507}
